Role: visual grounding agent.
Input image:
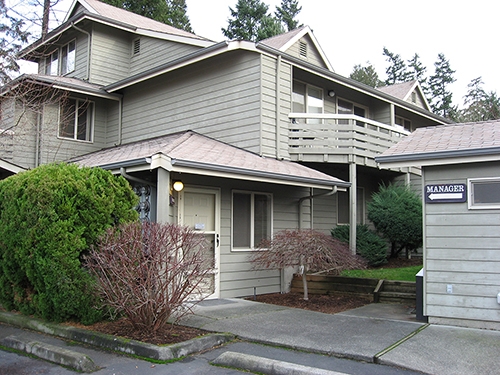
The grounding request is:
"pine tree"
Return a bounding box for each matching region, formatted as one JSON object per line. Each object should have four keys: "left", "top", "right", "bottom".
{"left": 454, "top": 77, "right": 500, "bottom": 122}
{"left": 101, "top": 0, "right": 193, "bottom": 32}
{"left": 275, "top": 0, "right": 302, "bottom": 31}
{"left": 222, "top": 0, "right": 284, "bottom": 42}
{"left": 407, "top": 53, "right": 428, "bottom": 93}
{"left": 428, "top": 53, "right": 456, "bottom": 118}
{"left": 0, "top": 2, "right": 30, "bottom": 84}
{"left": 350, "top": 62, "right": 384, "bottom": 88}
{"left": 383, "top": 47, "right": 411, "bottom": 85}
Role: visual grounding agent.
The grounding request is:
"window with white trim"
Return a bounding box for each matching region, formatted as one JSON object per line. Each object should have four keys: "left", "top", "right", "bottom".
{"left": 395, "top": 115, "right": 411, "bottom": 131}
{"left": 292, "top": 81, "right": 323, "bottom": 124}
{"left": 468, "top": 177, "right": 500, "bottom": 209}
{"left": 59, "top": 98, "right": 94, "bottom": 142}
{"left": 45, "top": 40, "right": 76, "bottom": 76}
{"left": 232, "top": 191, "right": 272, "bottom": 250}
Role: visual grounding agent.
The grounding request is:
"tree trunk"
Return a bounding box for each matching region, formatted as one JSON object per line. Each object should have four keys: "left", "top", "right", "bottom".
{"left": 300, "top": 258, "right": 308, "bottom": 300}
{"left": 42, "top": 0, "right": 50, "bottom": 39}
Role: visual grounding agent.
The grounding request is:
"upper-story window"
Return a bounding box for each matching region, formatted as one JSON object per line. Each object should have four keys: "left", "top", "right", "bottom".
{"left": 45, "top": 40, "right": 75, "bottom": 76}
{"left": 59, "top": 98, "right": 94, "bottom": 142}
{"left": 395, "top": 115, "right": 411, "bottom": 131}
{"left": 337, "top": 98, "right": 367, "bottom": 126}
{"left": 292, "top": 81, "right": 323, "bottom": 124}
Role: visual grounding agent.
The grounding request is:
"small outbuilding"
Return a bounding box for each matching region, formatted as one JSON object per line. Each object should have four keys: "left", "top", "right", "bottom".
{"left": 376, "top": 120, "right": 500, "bottom": 330}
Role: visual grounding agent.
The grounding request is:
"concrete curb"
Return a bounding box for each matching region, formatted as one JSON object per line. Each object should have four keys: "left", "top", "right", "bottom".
{"left": 0, "top": 311, "right": 235, "bottom": 363}
{"left": 1, "top": 335, "right": 98, "bottom": 373}
{"left": 213, "top": 351, "right": 349, "bottom": 375}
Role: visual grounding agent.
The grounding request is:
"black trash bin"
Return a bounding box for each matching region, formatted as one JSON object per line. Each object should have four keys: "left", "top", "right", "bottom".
{"left": 416, "top": 268, "right": 428, "bottom": 322}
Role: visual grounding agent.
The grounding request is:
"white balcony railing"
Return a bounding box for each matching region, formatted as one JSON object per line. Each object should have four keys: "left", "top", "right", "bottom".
{"left": 288, "top": 113, "right": 410, "bottom": 164}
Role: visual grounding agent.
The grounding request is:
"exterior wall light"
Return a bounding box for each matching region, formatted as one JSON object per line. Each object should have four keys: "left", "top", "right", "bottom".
{"left": 173, "top": 180, "right": 184, "bottom": 192}
{"left": 328, "top": 90, "right": 335, "bottom": 97}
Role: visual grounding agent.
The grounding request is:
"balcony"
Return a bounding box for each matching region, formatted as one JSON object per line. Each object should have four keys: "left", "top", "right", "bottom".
{"left": 288, "top": 113, "right": 410, "bottom": 167}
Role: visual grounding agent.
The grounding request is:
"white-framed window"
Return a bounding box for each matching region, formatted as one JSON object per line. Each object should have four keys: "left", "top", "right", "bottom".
{"left": 292, "top": 80, "right": 323, "bottom": 124}
{"left": 59, "top": 98, "right": 94, "bottom": 142}
{"left": 232, "top": 191, "right": 272, "bottom": 250}
{"left": 45, "top": 40, "right": 76, "bottom": 76}
{"left": 61, "top": 40, "right": 76, "bottom": 75}
{"left": 45, "top": 50, "right": 59, "bottom": 75}
{"left": 337, "top": 98, "right": 368, "bottom": 126}
{"left": 395, "top": 115, "right": 412, "bottom": 131}
{"left": 468, "top": 177, "right": 500, "bottom": 210}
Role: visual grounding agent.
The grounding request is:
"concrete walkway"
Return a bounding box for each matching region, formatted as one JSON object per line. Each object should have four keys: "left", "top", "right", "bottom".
{"left": 183, "top": 298, "right": 500, "bottom": 375}
{"left": 1, "top": 299, "right": 500, "bottom": 375}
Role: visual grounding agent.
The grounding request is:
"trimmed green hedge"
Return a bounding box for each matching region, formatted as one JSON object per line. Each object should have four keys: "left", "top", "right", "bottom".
{"left": 0, "top": 163, "right": 138, "bottom": 324}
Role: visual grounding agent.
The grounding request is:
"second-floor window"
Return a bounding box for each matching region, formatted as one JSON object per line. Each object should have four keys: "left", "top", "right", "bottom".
{"left": 232, "top": 191, "right": 272, "bottom": 250}
{"left": 395, "top": 115, "right": 412, "bottom": 131}
{"left": 45, "top": 40, "right": 76, "bottom": 76}
{"left": 59, "top": 98, "right": 94, "bottom": 142}
{"left": 292, "top": 81, "right": 323, "bottom": 124}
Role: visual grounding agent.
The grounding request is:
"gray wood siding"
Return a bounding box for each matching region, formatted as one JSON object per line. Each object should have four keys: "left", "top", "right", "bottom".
{"left": 38, "top": 99, "right": 108, "bottom": 164}
{"left": 423, "top": 162, "right": 500, "bottom": 328}
{"left": 260, "top": 55, "right": 292, "bottom": 159}
{"left": 90, "top": 24, "right": 131, "bottom": 85}
{"left": 175, "top": 175, "right": 311, "bottom": 298}
{"left": 286, "top": 36, "right": 328, "bottom": 69}
{"left": 129, "top": 37, "right": 201, "bottom": 77}
{"left": 119, "top": 50, "right": 262, "bottom": 153}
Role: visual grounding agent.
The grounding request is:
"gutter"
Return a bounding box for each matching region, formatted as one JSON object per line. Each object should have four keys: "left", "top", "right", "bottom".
{"left": 70, "top": 23, "right": 91, "bottom": 81}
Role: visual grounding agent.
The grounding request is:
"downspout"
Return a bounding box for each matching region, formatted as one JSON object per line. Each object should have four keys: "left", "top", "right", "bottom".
{"left": 35, "top": 112, "right": 42, "bottom": 167}
{"left": 70, "top": 23, "right": 91, "bottom": 81}
{"left": 120, "top": 167, "right": 156, "bottom": 187}
{"left": 298, "top": 186, "right": 338, "bottom": 229}
{"left": 116, "top": 96, "right": 123, "bottom": 146}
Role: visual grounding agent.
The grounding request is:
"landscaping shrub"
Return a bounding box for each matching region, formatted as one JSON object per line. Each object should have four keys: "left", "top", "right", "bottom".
{"left": 0, "top": 163, "right": 138, "bottom": 324}
{"left": 86, "top": 221, "right": 214, "bottom": 334}
{"left": 367, "top": 183, "right": 422, "bottom": 258}
{"left": 250, "top": 229, "right": 366, "bottom": 300}
{"left": 331, "top": 224, "right": 388, "bottom": 267}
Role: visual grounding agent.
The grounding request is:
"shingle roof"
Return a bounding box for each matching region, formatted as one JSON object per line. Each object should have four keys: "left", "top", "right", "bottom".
{"left": 74, "top": 0, "right": 208, "bottom": 41}
{"left": 71, "top": 131, "right": 349, "bottom": 188}
{"left": 260, "top": 26, "right": 308, "bottom": 50}
{"left": 376, "top": 120, "right": 500, "bottom": 165}
{"left": 377, "top": 81, "right": 417, "bottom": 100}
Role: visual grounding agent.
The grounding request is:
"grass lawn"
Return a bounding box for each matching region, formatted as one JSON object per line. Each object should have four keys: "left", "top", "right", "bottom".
{"left": 341, "top": 265, "right": 423, "bottom": 282}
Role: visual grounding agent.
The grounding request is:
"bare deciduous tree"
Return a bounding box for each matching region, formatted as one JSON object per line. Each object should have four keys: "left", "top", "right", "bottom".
{"left": 250, "top": 229, "right": 366, "bottom": 300}
{"left": 86, "top": 221, "right": 215, "bottom": 335}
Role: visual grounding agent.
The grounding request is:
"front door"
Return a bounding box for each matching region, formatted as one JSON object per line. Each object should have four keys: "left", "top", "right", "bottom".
{"left": 178, "top": 187, "right": 220, "bottom": 299}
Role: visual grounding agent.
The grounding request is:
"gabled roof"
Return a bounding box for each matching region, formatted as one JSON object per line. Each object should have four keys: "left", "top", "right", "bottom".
{"left": 377, "top": 80, "right": 431, "bottom": 111}
{"left": 375, "top": 120, "right": 500, "bottom": 167}
{"left": 259, "top": 26, "right": 333, "bottom": 71}
{"left": 71, "top": 131, "right": 350, "bottom": 190}
{"left": 20, "top": 0, "right": 212, "bottom": 59}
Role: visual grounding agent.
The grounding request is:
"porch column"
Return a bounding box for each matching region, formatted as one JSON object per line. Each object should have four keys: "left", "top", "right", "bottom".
{"left": 349, "top": 162, "right": 357, "bottom": 255}
{"left": 156, "top": 168, "right": 171, "bottom": 223}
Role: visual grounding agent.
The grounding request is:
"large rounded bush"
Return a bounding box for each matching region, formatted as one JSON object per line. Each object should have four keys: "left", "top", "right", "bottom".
{"left": 0, "top": 163, "right": 138, "bottom": 324}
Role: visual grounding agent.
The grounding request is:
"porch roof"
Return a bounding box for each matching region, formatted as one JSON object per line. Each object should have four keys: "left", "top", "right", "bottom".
{"left": 375, "top": 120, "right": 500, "bottom": 167}
{"left": 70, "top": 131, "right": 350, "bottom": 190}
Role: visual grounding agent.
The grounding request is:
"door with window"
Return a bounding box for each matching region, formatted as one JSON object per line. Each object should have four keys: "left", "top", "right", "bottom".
{"left": 178, "top": 187, "right": 220, "bottom": 299}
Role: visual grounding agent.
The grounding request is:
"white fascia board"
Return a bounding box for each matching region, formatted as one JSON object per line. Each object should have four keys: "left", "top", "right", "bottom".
{"left": 377, "top": 154, "right": 500, "bottom": 169}
{"left": 136, "top": 28, "right": 214, "bottom": 48}
{"left": 52, "top": 85, "right": 121, "bottom": 101}
{"left": 0, "top": 159, "right": 25, "bottom": 174}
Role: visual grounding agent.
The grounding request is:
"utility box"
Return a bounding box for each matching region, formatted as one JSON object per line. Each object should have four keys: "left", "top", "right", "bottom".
{"left": 416, "top": 268, "right": 428, "bottom": 322}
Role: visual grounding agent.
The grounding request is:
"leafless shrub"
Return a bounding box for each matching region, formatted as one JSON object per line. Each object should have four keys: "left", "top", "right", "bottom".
{"left": 86, "top": 221, "right": 214, "bottom": 334}
{"left": 250, "top": 229, "right": 366, "bottom": 300}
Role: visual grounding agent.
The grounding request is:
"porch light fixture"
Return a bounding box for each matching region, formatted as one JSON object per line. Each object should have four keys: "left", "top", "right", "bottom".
{"left": 173, "top": 180, "right": 184, "bottom": 192}
{"left": 328, "top": 90, "right": 335, "bottom": 97}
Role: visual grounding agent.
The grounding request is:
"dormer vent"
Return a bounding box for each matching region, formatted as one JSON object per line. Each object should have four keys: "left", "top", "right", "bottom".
{"left": 299, "top": 41, "right": 307, "bottom": 58}
{"left": 133, "top": 38, "right": 141, "bottom": 55}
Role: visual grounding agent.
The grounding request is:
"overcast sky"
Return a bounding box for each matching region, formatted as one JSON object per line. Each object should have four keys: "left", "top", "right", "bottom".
{"left": 21, "top": 0, "right": 500, "bottom": 105}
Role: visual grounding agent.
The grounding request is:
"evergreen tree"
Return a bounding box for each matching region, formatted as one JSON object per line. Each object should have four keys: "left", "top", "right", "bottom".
{"left": 453, "top": 77, "right": 500, "bottom": 122}
{"left": 275, "top": 0, "right": 302, "bottom": 31}
{"left": 428, "top": 53, "right": 456, "bottom": 118}
{"left": 383, "top": 47, "right": 411, "bottom": 85}
{"left": 101, "top": 0, "right": 193, "bottom": 32}
{"left": 350, "top": 62, "right": 384, "bottom": 88}
{"left": 408, "top": 53, "right": 429, "bottom": 95}
{"left": 0, "top": 1, "right": 30, "bottom": 84}
{"left": 222, "top": 0, "right": 284, "bottom": 42}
